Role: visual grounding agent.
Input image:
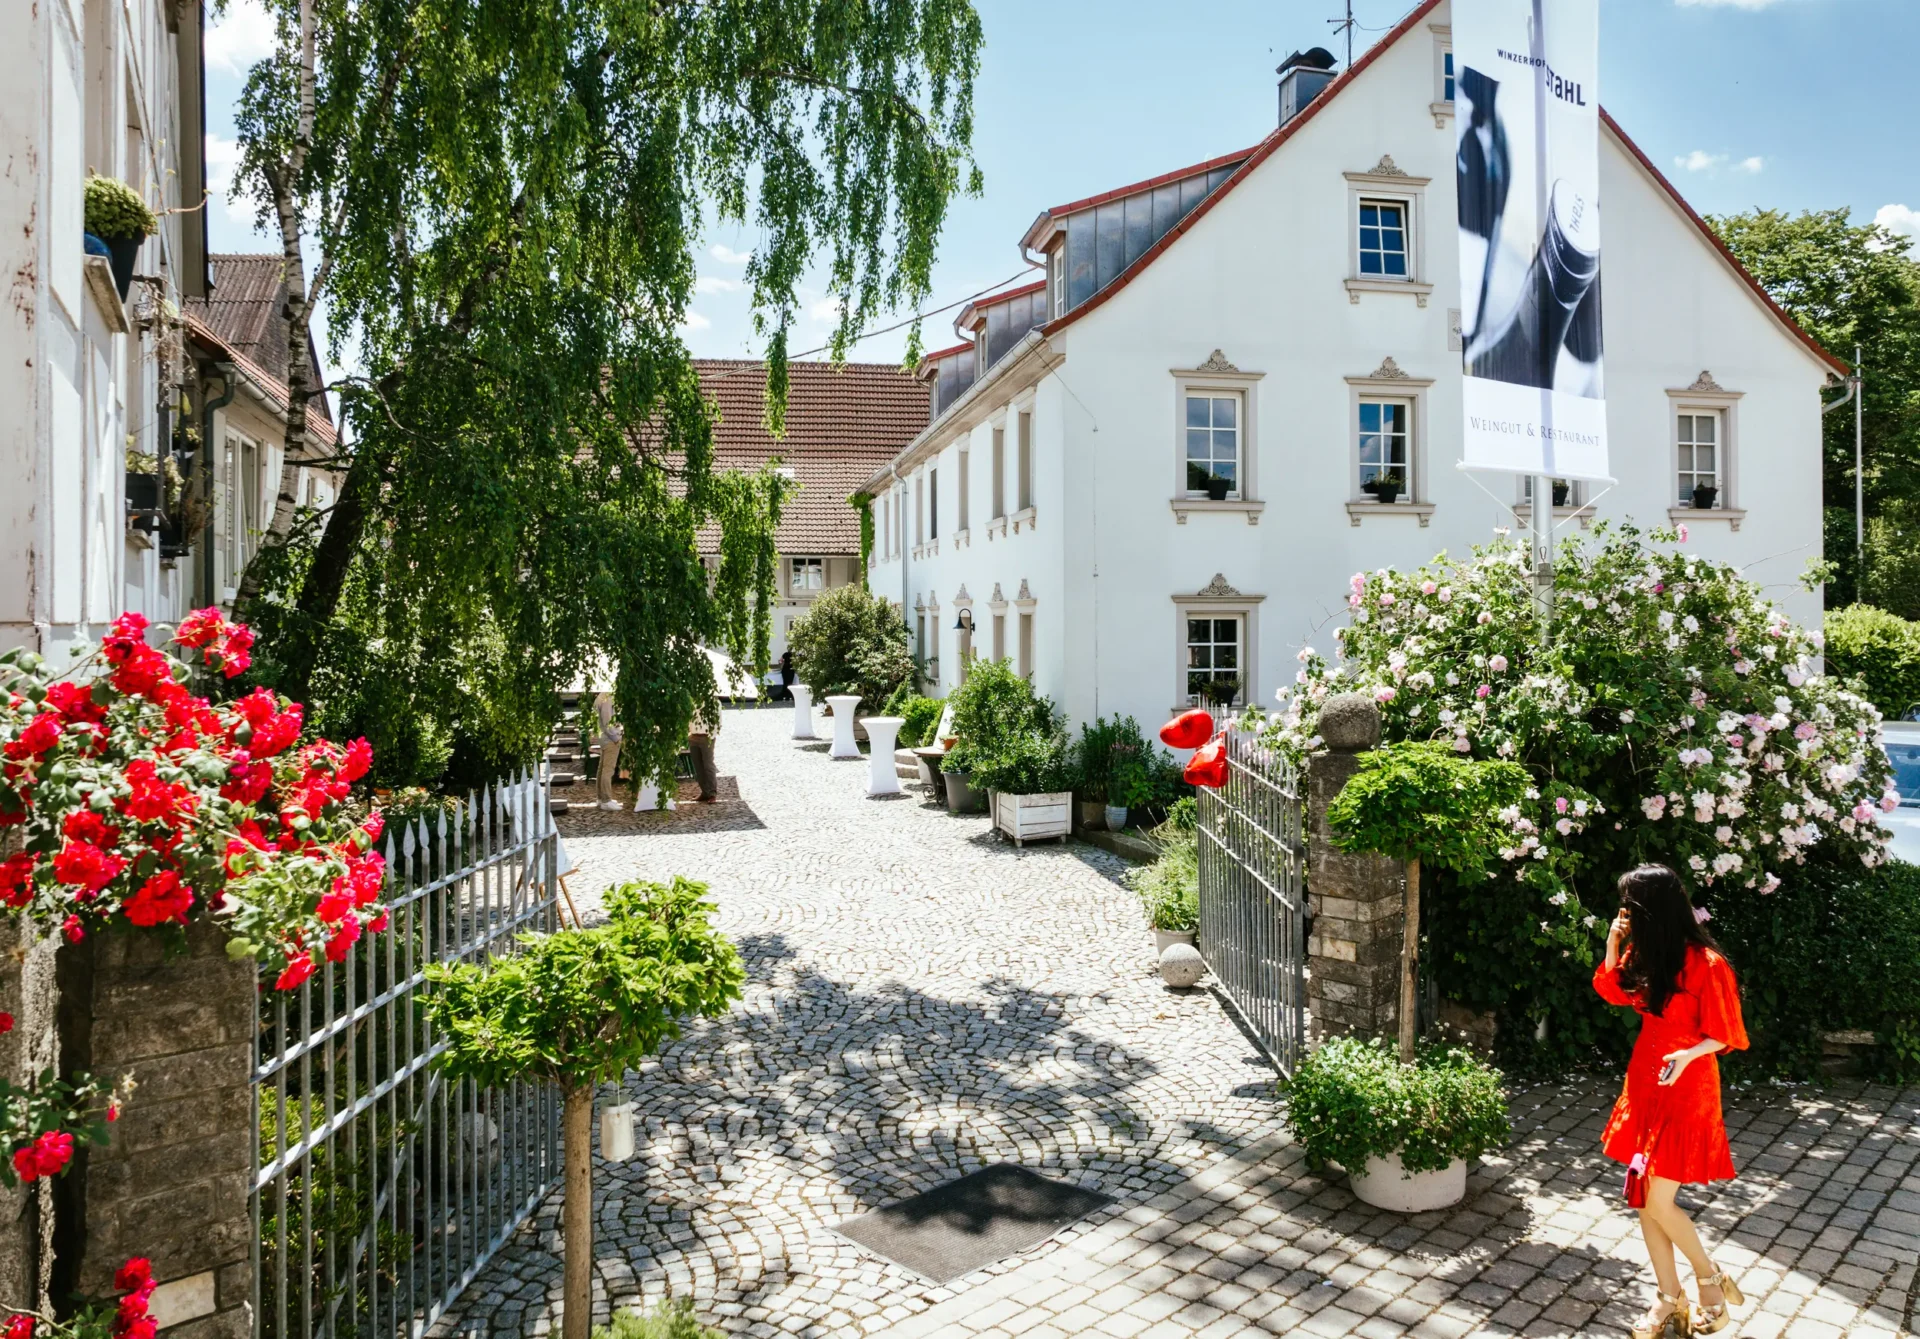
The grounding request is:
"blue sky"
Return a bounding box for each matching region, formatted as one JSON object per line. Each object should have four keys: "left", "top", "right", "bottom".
{"left": 203, "top": 0, "right": 1920, "bottom": 372}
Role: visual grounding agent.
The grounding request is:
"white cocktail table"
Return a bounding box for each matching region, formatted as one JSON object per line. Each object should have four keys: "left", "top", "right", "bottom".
{"left": 790, "top": 683, "right": 816, "bottom": 739}
{"left": 862, "top": 716, "right": 905, "bottom": 796}
{"left": 826, "top": 694, "right": 863, "bottom": 759}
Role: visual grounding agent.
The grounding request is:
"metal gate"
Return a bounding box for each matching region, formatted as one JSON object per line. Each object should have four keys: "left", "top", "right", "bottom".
{"left": 1196, "top": 729, "right": 1308, "bottom": 1074}
{"left": 254, "top": 774, "right": 563, "bottom": 1339}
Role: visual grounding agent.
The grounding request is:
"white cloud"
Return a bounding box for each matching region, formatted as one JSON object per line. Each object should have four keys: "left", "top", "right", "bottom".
{"left": 205, "top": 0, "right": 277, "bottom": 75}
{"left": 806, "top": 297, "right": 845, "bottom": 325}
{"left": 678, "top": 310, "right": 713, "bottom": 332}
{"left": 1875, "top": 204, "right": 1920, "bottom": 256}
{"left": 202, "top": 131, "right": 252, "bottom": 223}
{"left": 694, "top": 275, "right": 740, "bottom": 294}
{"left": 709, "top": 244, "right": 752, "bottom": 265}
{"left": 1673, "top": 150, "right": 1764, "bottom": 175}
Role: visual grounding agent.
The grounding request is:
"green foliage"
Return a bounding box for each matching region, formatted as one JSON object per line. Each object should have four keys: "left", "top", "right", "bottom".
{"left": 1824, "top": 603, "right": 1920, "bottom": 718}
{"left": 1124, "top": 819, "right": 1198, "bottom": 932}
{"left": 1711, "top": 859, "right": 1920, "bottom": 1080}
{"left": 1074, "top": 715, "right": 1160, "bottom": 806}
{"left": 851, "top": 493, "right": 876, "bottom": 581}
{"left": 228, "top": 0, "right": 985, "bottom": 791}
{"left": 1260, "top": 524, "right": 1894, "bottom": 1072}
{"left": 968, "top": 729, "right": 1075, "bottom": 796}
{"left": 595, "top": 1300, "right": 724, "bottom": 1339}
{"left": 940, "top": 658, "right": 1056, "bottom": 774}
{"left": 424, "top": 878, "right": 743, "bottom": 1091}
{"left": 893, "top": 695, "right": 945, "bottom": 749}
{"left": 1284, "top": 1037, "right": 1511, "bottom": 1175}
{"left": 83, "top": 175, "right": 157, "bottom": 239}
{"left": 1708, "top": 209, "right": 1920, "bottom": 613}
{"left": 788, "top": 585, "right": 913, "bottom": 715}
{"left": 1327, "top": 741, "right": 1528, "bottom": 879}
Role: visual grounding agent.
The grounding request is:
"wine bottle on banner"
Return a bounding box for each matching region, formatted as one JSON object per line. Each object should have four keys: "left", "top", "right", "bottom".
{"left": 1469, "top": 178, "right": 1600, "bottom": 392}
{"left": 1455, "top": 67, "right": 1510, "bottom": 347}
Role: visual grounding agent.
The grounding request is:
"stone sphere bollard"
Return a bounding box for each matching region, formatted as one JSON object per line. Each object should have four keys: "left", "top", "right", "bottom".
{"left": 1158, "top": 941, "right": 1206, "bottom": 988}
{"left": 1318, "top": 692, "right": 1382, "bottom": 752}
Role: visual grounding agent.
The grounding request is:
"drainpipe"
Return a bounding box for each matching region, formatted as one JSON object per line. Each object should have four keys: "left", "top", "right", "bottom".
{"left": 199, "top": 363, "right": 237, "bottom": 608}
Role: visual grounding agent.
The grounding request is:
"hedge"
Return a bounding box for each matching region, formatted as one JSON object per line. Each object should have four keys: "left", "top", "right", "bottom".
{"left": 1825, "top": 604, "right": 1920, "bottom": 720}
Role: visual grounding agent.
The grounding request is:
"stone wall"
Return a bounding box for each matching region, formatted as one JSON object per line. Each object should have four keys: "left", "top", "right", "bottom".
{"left": 0, "top": 919, "right": 60, "bottom": 1318}
{"left": 1303, "top": 694, "right": 1407, "bottom": 1044}
{"left": 52, "top": 919, "right": 253, "bottom": 1336}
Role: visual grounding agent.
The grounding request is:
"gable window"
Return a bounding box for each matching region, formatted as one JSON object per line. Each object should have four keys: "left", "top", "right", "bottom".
{"left": 1186, "top": 617, "right": 1243, "bottom": 707}
{"left": 1676, "top": 411, "right": 1721, "bottom": 505}
{"left": 790, "top": 556, "right": 824, "bottom": 592}
{"left": 1049, "top": 247, "right": 1066, "bottom": 319}
{"left": 1358, "top": 201, "right": 1409, "bottom": 277}
{"left": 1357, "top": 399, "right": 1412, "bottom": 499}
{"left": 1443, "top": 50, "right": 1454, "bottom": 102}
{"left": 1184, "top": 394, "right": 1240, "bottom": 497}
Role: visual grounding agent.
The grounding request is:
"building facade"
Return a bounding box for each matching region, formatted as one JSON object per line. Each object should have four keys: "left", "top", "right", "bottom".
{"left": 862, "top": 0, "right": 1841, "bottom": 738}
{"left": 695, "top": 359, "right": 928, "bottom": 662}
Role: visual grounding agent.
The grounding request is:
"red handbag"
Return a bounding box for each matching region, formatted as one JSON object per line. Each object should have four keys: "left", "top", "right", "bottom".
{"left": 1160, "top": 709, "right": 1216, "bottom": 751}
{"left": 1183, "top": 736, "right": 1229, "bottom": 789}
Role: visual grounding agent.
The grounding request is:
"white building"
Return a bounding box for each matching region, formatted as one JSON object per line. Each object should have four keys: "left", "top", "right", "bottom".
{"left": 861, "top": 0, "right": 1843, "bottom": 737}
{"left": 1, "top": 0, "right": 335, "bottom": 654}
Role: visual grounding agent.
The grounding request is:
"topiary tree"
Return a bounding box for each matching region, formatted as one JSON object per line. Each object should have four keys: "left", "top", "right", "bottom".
{"left": 1327, "top": 740, "right": 1529, "bottom": 1059}
{"left": 424, "top": 879, "right": 744, "bottom": 1339}
{"left": 786, "top": 585, "right": 913, "bottom": 713}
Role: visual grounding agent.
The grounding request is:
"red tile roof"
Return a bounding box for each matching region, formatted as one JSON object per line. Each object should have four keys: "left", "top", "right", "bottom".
{"left": 190, "top": 254, "right": 333, "bottom": 424}
{"left": 694, "top": 359, "right": 929, "bottom": 554}
{"left": 183, "top": 313, "right": 339, "bottom": 448}
{"left": 1037, "top": 0, "right": 1845, "bottom": 377}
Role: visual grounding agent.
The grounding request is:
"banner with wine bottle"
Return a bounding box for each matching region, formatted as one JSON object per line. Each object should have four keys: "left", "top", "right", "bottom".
{"left": 1455, "top": 0, "right": 1609, "bottom": 483}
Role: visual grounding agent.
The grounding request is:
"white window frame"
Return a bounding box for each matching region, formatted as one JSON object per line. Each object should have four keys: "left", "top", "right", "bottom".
{"left": 1170, "top": 360, "right": 1266, "bottom": 524}
{"left": 1183, "top": 614, "right": 1245, "bottom": 709}
{"left": 1667, "top": 380, "right": 1746, "bottom": 528}
{"left": 1015, "top": 407, "right": 1034, "bottom": 515}
{"left": 1357, "top": 199, "right": 1412, "bottom": 279}
{"left": 1430, "top": 25, "right": 1455, "bottom": 126}
{"left": 1344, "top": 365, "right": 1436, "bottom": 526}
{"left": 1049, "top": 245, "right": 1066, "bottom": 319}
{"left": 1344, "top": 165, "right": 1434, "bottom": 306}
{"left": 789, "top": 555, "right": 824, "bottom": 593}
{"left": 1170, "top": 578, "right": 1265, "bottom": 718}
{"left": 1675, "top": 412, "right": 1720, "bottom": 501}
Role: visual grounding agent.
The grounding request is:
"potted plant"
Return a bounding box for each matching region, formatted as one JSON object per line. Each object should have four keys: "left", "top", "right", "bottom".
{"left": 1105, "top": 754, "right": 1150, "bottom": 832}
{"left": 1551, "top": 480, "right": 1570, "bottom": 507}
{"left": 1205, "top": 473, "right": 1233, "bottom": 502}
{"left": 1691, "top": 481, "right": 1719, "bottom": 510}
{"left": 975, "top": 731, "right": 1076, "bottom": 846}
{"left": 83, "top": 175, "right": 158, "bottom": 301}
{"left": 1285, "top": 1036, "right": 1510, "bottom": 1213}
{"left": 1372, "top": 470, "right": 1405, "bottom": 505}
{"left": 1201, "top": 675, "right": 1240, "bottom": 710}
{"left": 1124, "top": 801, "right": 1199, "bottom": 953}
{"left": 939, "top": 741, "right": 985, "bottom": 813}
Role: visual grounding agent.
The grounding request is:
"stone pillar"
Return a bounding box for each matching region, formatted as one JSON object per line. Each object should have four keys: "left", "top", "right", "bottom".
{"left": 1305, "top": 694, "right": 1407, "bottom": 1045}
{"left": 55, "top": 918, "right": 254, "bottom": 1336}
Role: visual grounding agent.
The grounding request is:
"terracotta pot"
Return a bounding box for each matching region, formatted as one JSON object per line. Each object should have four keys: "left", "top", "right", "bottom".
{"left": 1077, "top": 800, "right": 1106, "bottom": 831}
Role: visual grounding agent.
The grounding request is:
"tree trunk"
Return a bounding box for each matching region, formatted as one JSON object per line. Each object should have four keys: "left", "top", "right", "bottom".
{"left": 1399, "top": 856, "right": 1421, "bottom": 1063}
{"left": 562, "top": 1080, "right": 594, "bottom": 1339}
{"left": 271, "top": 437, "right": 381, "bottom": 700}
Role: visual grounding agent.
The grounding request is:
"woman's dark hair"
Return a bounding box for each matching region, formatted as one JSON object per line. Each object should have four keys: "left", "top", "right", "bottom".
{"left": 1616, "top": 863, "right": 1725, "bottom": 1015}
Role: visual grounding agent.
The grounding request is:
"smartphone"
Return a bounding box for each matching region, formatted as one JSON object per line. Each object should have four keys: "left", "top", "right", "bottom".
{"left": 1658, "top": 1059, "right": 1678, "bottom": 1084}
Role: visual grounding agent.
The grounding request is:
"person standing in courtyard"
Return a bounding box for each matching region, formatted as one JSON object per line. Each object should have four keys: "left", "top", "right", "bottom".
{"left": 689, "top": 697, "right": 721, "bottom": 802}
{"left": 1594, "top": 864, "right": 1750, "bottom": 1338}
{"left": 593, "top": 689, "right": 624, "bottom": 811}
{"left": 778, "top": 648, "right": 795, "bottom": 702}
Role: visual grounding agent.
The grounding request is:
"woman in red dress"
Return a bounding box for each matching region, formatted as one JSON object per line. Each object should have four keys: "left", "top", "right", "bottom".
{"left": 1593, "top": 864, "right": 1750, "bottom": 1338}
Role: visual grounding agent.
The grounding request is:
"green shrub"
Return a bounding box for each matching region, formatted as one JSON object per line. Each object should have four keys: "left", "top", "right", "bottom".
{"left": 1326, "top": 741, "right": 1529, "bottom": 878}
{"left": 881, "top": 683, "right": 945, "bottom": 748}
{"left": 595, "top": 1299, "right": 724, "bottom": 1339}
{"left": 940, "top": 658, "right": 1057, "bottom": 774}
{"left": 1285, "top": 1036, "right": 1511, "bottom": 1174}
{"left": 969, "top": 730, "right": 1076, "bottom": 795}
{"left": 1125, "top": 824, "right": 1198, "bottom": 931}
{"left": 787, "top": 585, "right": 912, "bottom": 714}
{"left": 84, "top": 174, "right": 158, "bottom": 239}
{"left": 1074, "top": 715, "right": 1146, "bottom": 803}
{"left": 1824, "top": 604, "right": 1920, "bottom": 719}
{"left": 1711, "top": 858, "right": 1920, "bottom": 1081}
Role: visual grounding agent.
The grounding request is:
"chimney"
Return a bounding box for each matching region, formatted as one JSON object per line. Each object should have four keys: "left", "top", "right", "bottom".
{"left": 1277, "top": 47, "right": 1339, "bottom": 127}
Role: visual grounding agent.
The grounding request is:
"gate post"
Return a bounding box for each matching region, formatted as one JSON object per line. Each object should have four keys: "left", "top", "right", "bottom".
{"left": 54, "top": 918, "right": 255, "bottom": 1337}
{"left": 1304, "top": 694, "right": 1407, "bottom": 1045}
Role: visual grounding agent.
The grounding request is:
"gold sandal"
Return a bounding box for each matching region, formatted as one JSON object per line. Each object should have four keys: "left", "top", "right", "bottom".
{"left": 1631, "top": 1290, "right": 1693, "bottom": 1338}
{"left": 1691, "top": 1267, "right": 1745, "bottom": 1334}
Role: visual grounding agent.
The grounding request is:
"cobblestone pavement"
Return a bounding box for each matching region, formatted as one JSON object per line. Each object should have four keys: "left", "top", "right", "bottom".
{"left": 435, "top": 706, "right": 1920, "bottom": 1339}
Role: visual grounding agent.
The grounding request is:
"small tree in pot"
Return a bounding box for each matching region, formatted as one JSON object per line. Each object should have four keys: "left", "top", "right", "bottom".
{"left": 424, "top": 878, "right": 743, "bottom": 1339}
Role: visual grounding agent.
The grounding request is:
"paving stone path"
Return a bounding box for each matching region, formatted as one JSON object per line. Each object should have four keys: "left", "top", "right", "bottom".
{"left": 434, "top": 706, "right": 1920, "bottom": 1339}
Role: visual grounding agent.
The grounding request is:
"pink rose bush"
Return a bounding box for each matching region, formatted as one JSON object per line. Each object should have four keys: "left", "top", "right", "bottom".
{"left": 1262, "top": 524, "right": 1892, "bottom": 991}
{"left": 0, "top": 610, "right": 386, "bottom": 988}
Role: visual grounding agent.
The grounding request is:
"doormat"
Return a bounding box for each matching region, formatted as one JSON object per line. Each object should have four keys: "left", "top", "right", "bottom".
{"left": 833, "top": 1163, "right": 1114, "bottom": 1285}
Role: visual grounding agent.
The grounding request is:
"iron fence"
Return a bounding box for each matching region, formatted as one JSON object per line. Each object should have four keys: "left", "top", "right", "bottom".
{"left": 253, "top": 774, "right": 563, "bottom": 1339}
{"left": 1196, "top": 729, "right": 1308, "bottom": 1075}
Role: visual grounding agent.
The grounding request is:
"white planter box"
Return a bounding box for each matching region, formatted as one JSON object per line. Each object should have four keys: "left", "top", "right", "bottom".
{"left": 992, "top": 790, "right": 1073, "bottom": 846}
{"left": 1348, "top": 1152, "right": 1467, "bottom": 1213}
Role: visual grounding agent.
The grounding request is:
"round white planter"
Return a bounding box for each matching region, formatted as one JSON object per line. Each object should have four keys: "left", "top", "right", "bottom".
{"left": 1347, "top": 1152, "right": 1467, "bottom": 1213}
{"left": 1104, "top": 804, "right": 1128, "bottom": 832}
{"left": 1153, "top": 928, "right": 1197, "bottom": 955}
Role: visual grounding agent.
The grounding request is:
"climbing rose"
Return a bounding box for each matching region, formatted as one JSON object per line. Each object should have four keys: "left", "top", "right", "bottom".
{"left": 12, "top": 1130, "right": 74, "bottom": 1181}
{"left": 113, "top": 1259, "right": 153, "bottom": 1293}
{"left": 275, "top": 954, "right": 316, "bottom": 991}
{"left": 5, "top": 1315, "right": 32, "bottom": 1339}
{"left": 122, "top": 871, "right": 193, "bottom": 928}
